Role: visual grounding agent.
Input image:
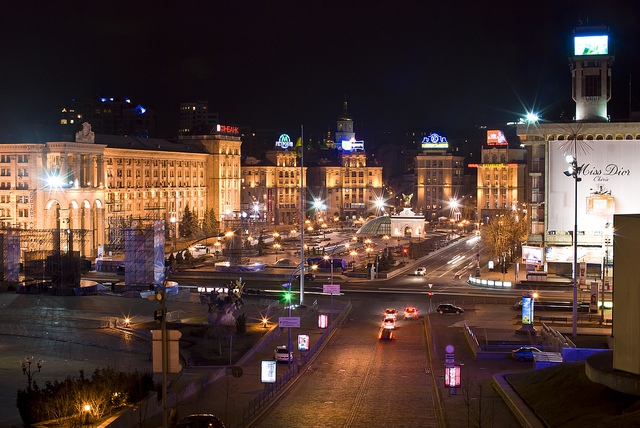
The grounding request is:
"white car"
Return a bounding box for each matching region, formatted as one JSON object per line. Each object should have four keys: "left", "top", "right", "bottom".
{"left": 382, "top": 317, "right": 396, "bottom": 330}
{"left": 415, "top": 266, "right": 427, "bottom": 276}
{"left": 194, "top": 243, "right": 207, "bottom": 250}
{"left": 274, "top": 345, "right": 293, "bottom": 362}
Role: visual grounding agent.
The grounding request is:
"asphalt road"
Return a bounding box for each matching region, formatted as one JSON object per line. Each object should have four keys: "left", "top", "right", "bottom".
{"left": 251, "top": 294, "right": 525, "bottom": 428}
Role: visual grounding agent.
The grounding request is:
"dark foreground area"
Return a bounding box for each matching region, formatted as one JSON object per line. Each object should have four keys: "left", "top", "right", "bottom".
{"left": 506, "top": 362, "right": 640, "bottom": 427}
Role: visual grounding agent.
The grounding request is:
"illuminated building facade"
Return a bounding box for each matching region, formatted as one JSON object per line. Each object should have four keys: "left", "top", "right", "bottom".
{"left": 414, "top": 133, "right": 467, "bottom": 222}
{"left": 241, "top": 134, "right": 306, "bottom": 225}
{"left": 307, "top": 151, "right": 383, "bottom": 220}
{"left": 0, "top": 123, "right": 241, "bottom": 258}
{"left": 473, "top": 144, "right": 526, "bottom": 224}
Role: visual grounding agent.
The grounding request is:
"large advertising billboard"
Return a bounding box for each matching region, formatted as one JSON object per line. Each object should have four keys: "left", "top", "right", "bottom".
{"left": 574, "top": 35, "right": 608, "bottom": 56}
{"left": 548, "top": 139, "right": 640, "bottom": 233}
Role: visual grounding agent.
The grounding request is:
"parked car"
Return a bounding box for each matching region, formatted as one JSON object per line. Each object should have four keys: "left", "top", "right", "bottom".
{"left": 415, "top": 266, "right": 427, "bottom": 276}
{"left": 403, "top": 306, "right": 419, "bottom": 320}
{"left": 512, "top": 346, "right": 542, "bottom": 362}
{"left": 378, "top": 327, "right": 394, "bottom": 340}
{"left": 174, "top": 413, "right": 226, "bottom": 428}
{"left": 436, "top": 303, "right": 464, "bottom": 314}
{"left": 274, "top": 345, "right": 293, "bottom": 362}
{"left": 194, "top": 243, "right": 207, "bottom": 250}
{"left": 294, "top": 272, "right": 315, "bottom": 281}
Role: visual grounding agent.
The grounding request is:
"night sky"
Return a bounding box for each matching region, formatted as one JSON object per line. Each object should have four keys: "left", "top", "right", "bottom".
{"left": 1, "top": 1, "right": 639, "bottom": 142}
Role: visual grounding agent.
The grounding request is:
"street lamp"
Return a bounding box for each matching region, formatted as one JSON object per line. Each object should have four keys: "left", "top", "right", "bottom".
{"left": 214, "top": 240, "right": 221, "bottom": 259}
{"left": 602, "top": 223, "right": 613, "bottom": 324}
{"left": 564, "top": 154, "right": 582, "bottom": 338}
{"left": 273, "top": 242, "right": 281, "bottom": 262}
{"left": 170, "top": 216, "right": 177, "bottom": 252}
{"left": 21, "top": 355, "right": 43, "bottom": 391}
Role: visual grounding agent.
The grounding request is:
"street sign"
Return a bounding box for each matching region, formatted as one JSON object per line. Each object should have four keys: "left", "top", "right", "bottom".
{"left": 323, "top": 284, "right": 340, "bottom": 294}
{"left": 278, "top": 316, "right": 300, "bottom": 328}
{"left": 231, "top": 366, "right": 243, "bottom": 378}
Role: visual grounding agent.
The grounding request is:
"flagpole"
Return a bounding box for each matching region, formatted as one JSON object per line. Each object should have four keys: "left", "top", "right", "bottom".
{"left": 299, "top": 125, "right": 305, "bottom": 306}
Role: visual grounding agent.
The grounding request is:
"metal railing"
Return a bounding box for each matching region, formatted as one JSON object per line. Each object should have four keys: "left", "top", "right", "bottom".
{"left": 241, "top": 300, "right": 352, "bottom": 425}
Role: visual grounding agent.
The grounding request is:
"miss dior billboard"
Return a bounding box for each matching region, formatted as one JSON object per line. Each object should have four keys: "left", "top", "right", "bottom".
{"left": 548, "top": 139, "right": 637, "bottom": 232}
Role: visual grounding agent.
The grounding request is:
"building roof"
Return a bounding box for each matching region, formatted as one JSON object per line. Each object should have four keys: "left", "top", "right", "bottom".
{"left": 95, "top": 134, "right": 207, "bottom": 154}
{"left": 356, "top": 215, "right": 391, "bottom": 235}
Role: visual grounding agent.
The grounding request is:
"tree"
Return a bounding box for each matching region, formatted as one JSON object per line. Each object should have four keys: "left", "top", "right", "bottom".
{"left": 484, "top": 209, "right": 529, "bottom": 260}
{"left": 179, "top": 205, "right": 199, "bottom": 239}
{"left": 202, "top": 208, "right": 220, "bottom": 238}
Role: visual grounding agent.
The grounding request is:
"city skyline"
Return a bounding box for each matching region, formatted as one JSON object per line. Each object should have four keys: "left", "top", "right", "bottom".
{"left": 1, "top": 1, "right": 639, "bottom": 142}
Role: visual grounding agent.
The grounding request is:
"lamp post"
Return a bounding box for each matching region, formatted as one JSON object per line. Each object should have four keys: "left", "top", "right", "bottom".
{"left": 214, "top": 240, "right": 221, "bottom": 259}
{"left": 21, "top": 355, "right": 43, "bottom": 391}
{"left": 602, "top": 224, "right": 613, "bottom": 324}
{"left": 273, "top": 242, "right": 281, "bottom": 262}
{"left": 564, "top": 154, "right": 582, "bottom": 338}
{"left": 170, "top": 216, "right": 177, "bottom": 253}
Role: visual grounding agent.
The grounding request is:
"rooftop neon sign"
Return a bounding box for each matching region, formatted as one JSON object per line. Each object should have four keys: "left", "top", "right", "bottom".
{"left": 276, "top": 134, "right": 293, "bottom": 149}
{"left": 421, "top": 133, "right": 448, "bottom": 149}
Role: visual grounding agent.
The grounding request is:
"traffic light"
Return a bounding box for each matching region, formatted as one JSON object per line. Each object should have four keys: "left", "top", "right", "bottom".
{"left": 283, "top": 291, "right": 292, "bottom": 303}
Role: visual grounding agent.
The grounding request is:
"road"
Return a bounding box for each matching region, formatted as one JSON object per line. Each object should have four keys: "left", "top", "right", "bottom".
{"left": 251, "top": 294, "right": 525, "bottom": 428}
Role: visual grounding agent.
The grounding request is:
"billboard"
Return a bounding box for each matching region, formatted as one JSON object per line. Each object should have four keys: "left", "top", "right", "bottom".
{"left": 548, "top": 139, "right": 640, "bottom": 233}
{"left": 574, "top": 35, "right": 608, "bottom": 56}
{"left": 421, "top": 133, "right": 448, "bottom": 150}
{"left": 487, "top": 130, "right": 508, "bottom": 146}
{"left": 522, "top": 246, "right": 543, "bottom": 265}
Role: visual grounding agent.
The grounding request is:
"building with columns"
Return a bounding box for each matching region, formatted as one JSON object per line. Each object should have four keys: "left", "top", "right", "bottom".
{"left": 241, "top": 133, "right": 306, "bottom": 225}
{"left": 0, "top": 123, "right": 242, "bottom": 259}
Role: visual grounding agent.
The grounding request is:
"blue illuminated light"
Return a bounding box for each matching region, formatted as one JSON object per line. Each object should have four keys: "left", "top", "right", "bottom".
{"left": 421, "top": 133, "right": 448, "bottom": 149}
{"left": 135, "top": 104, "right": 147, "bottom": 115}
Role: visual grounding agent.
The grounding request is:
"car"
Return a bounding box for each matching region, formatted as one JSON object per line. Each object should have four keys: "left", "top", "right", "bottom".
{"left": 403, "top": 306, "right": 419, "bottom": 320}
{"left": 274, "top": 345, "right": 293, "bottom": 362}
{"left": 512, "top": 346, "right": 542, "bottom": 362}
{"left": 378, "top": 327, "right": 394, "bottom": 340}
{"left": 294, "top": 272, "right": 315, "bottom": 281}
{"left": 382, "top": 317, "right": 396, "bottom": 330}
{"left": 174, "top": 413, "right": 227, "bottom": 428}
{"left": 436, "top": 303, "right": 464, "bottom": 314}
{"left": 383, "top": 308, "right": 398, "bottom": 320}
{"left": 415, "top": 266, "right": 427, "bottom": 276}
{"left": 194, "top": 243, "right": 207, "bottom": 250}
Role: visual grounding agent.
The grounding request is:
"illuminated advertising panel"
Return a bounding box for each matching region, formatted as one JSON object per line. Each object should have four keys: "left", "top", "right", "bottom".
{"left": 574, "top": 35, "right": 608, "bottom": 56}
{"left": 444, "top": 365, "right": 461, "bottom": 388}
{"left": 341, "top": 138, "right": 364, "bottom": 151}
{"left": 421, "top": 133, "right": 448, "bottom": 150}
{"left": 297, "top": 334, "right": 310, "bottom": 351}
{"left": 487, "top": 129, "right": 508, "bottom": 146}
{"left": 318, "top": 314, "right": 328, "bottom": 329}
{"left": 276, "top": 134, "right": 293, "bottom": 149}
{"left": 548, "top": 139, "right": 640, "bottom": 233}
{"left": 521, "top": 296, "right": 534, "bottom": 325}
{"left": 216, "top": 124, "right": 240, "bottom": 134}
{"left": 261, "top": 360, "right": 277, "bottom": 383}
{"left": 522, "top": 246, "right": 543, "bottom": 265}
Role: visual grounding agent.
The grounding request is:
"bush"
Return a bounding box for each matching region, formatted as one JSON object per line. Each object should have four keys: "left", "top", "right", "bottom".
{"left": 236, "top": 312, "right": 247, "bottom": 336}
{"left": 16, "top": 367, "right": 154, "bottom": 426}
